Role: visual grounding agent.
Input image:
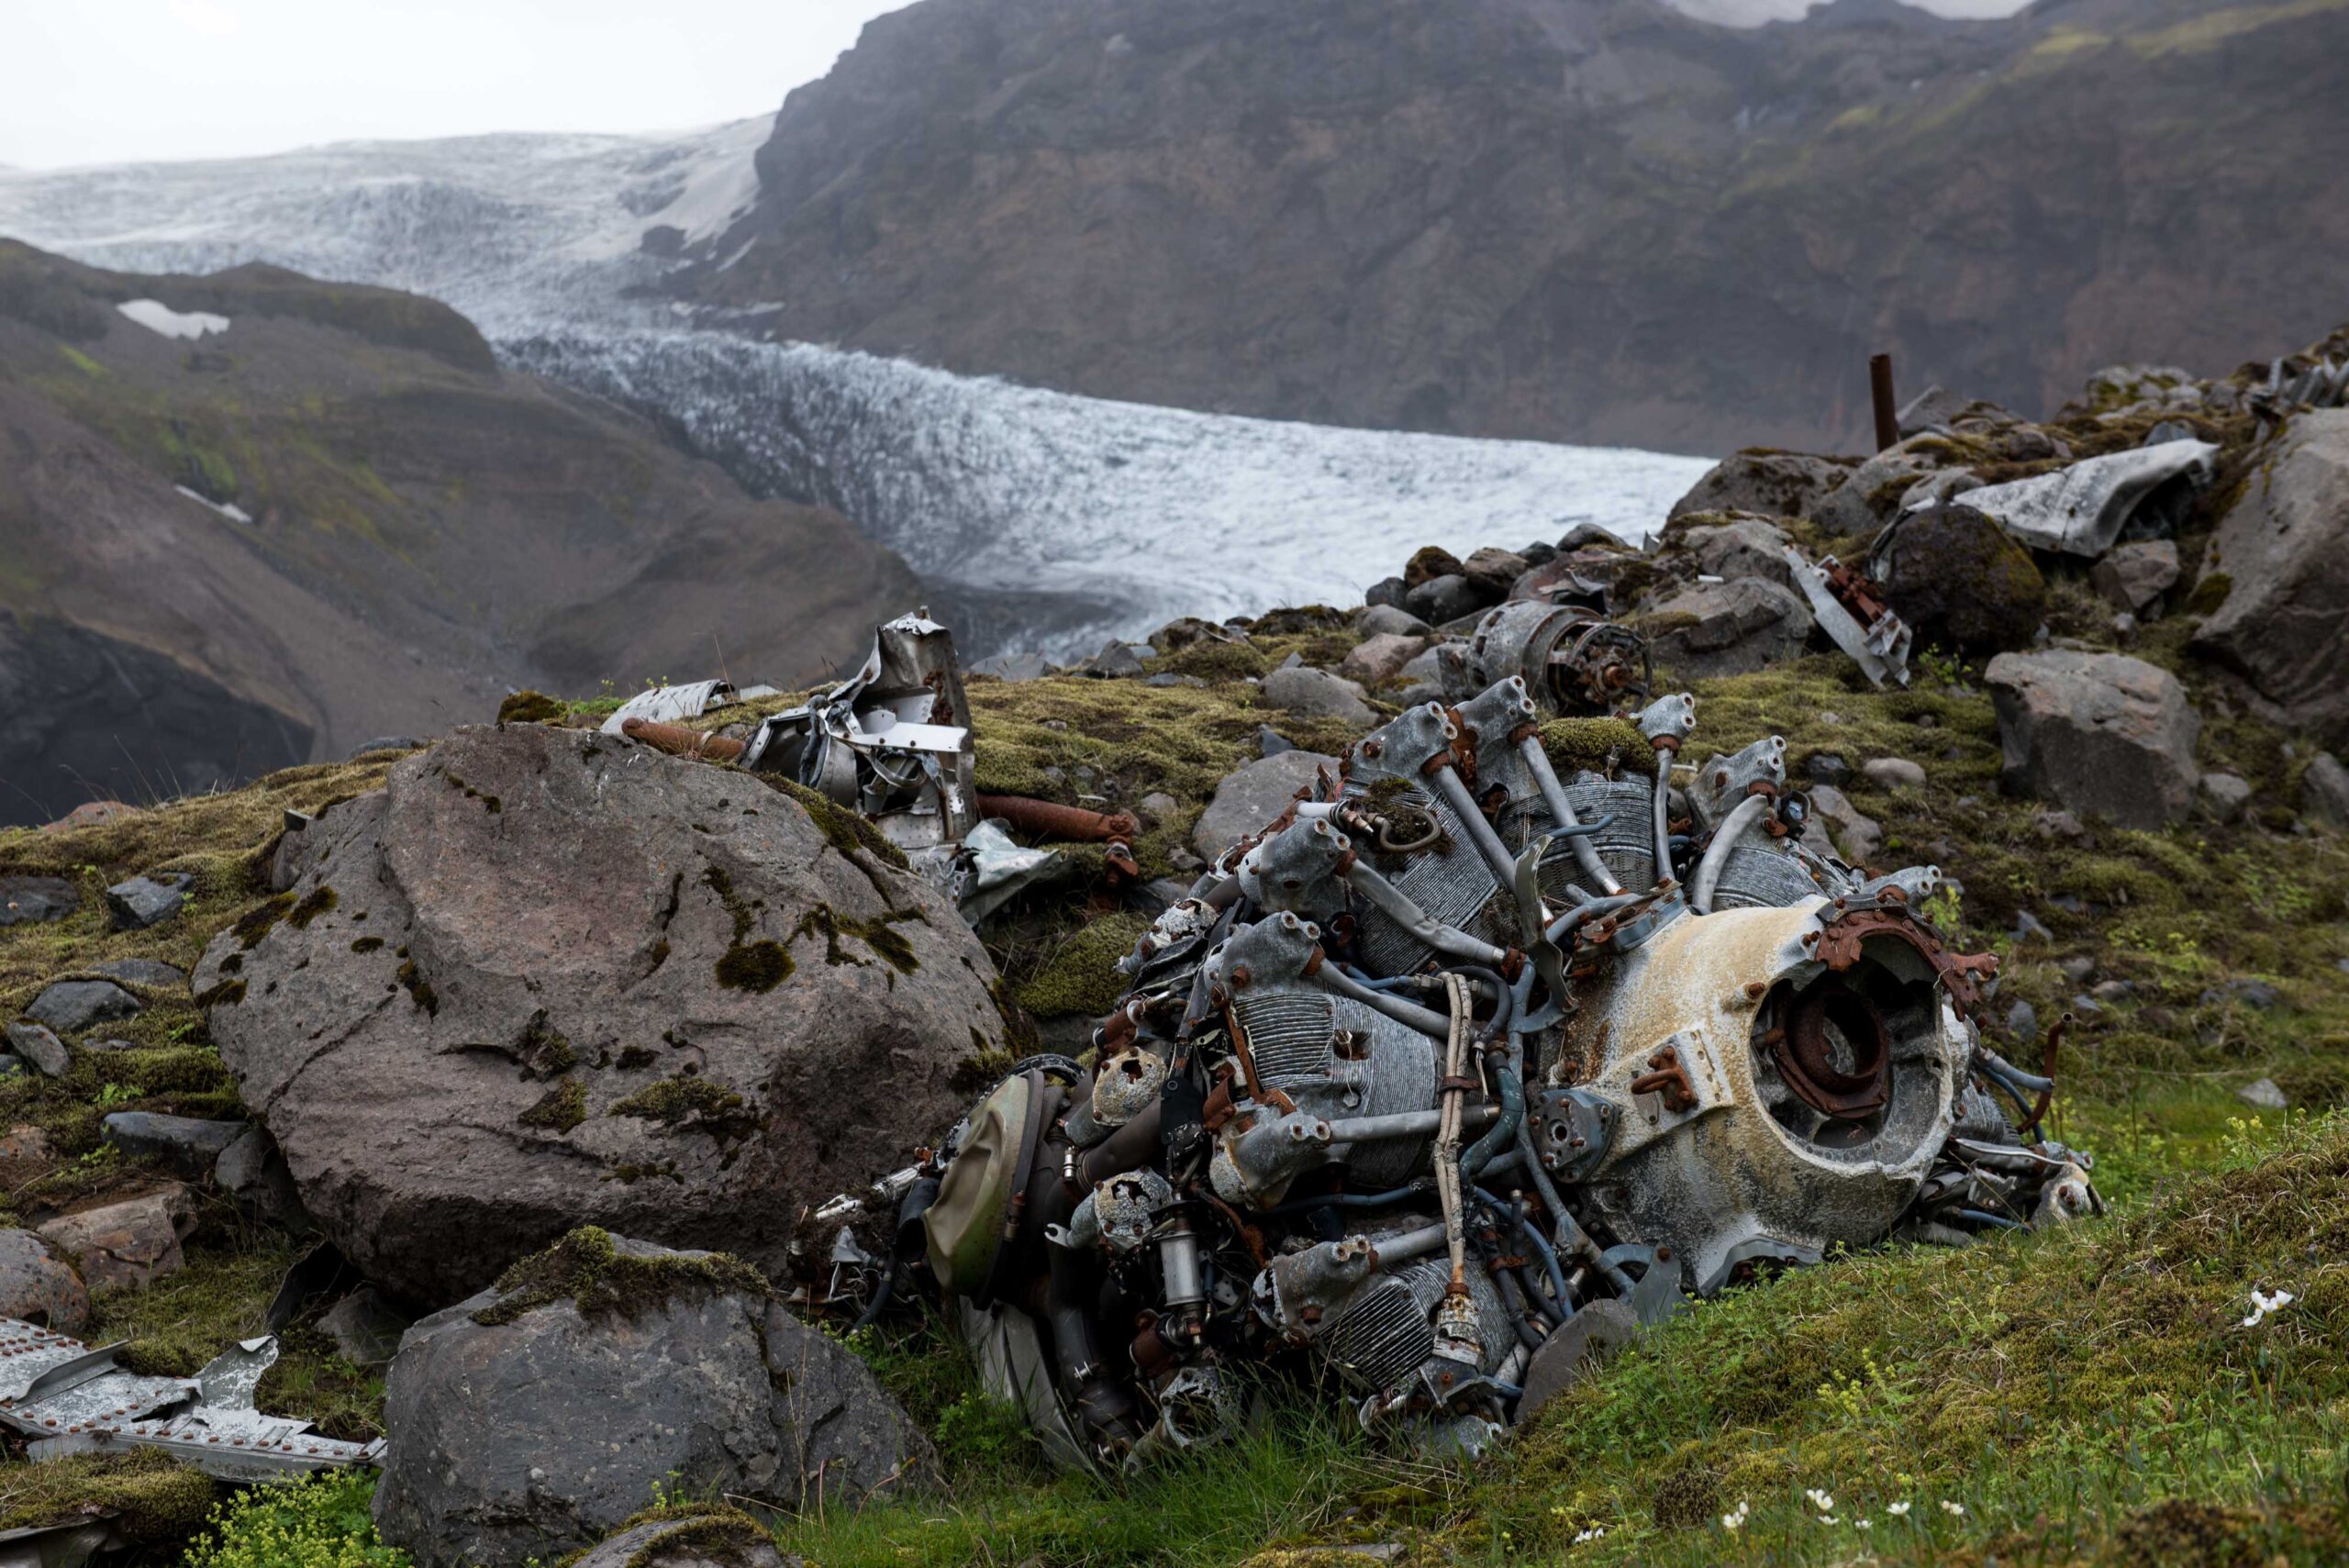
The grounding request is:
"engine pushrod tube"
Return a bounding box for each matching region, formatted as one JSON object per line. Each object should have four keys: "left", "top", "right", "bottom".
{"left": 1342, "top": 862, "right": 1514, "bottom": 968}
{"left": 1325, "top": 1103, "right": 1501, "bottom": 1144}
{"left": 1313, "top": 962, "right": 1453, "bottom": 1037}
{"left": 1518, "top": 735, "right": 1621, "bottom": 897}
{"left": 1689, "top": 793, "right": 1772, "bottom": 914}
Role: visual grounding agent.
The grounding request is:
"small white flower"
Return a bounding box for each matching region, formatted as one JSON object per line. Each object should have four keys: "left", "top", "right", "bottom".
{"left": 2241, "top": 1286, "right": 2297, "bottom": 1328}
{"left": 1942, "top": 1500, "right": 1967, "bottom": 1516}
{"left": 1721, "top": 1500, "right": 1752, "bottom": 1531}
{"left": 1886, "top": 1501, "right": 1911, "bottom": 1518}
{"left": 1574, "top": 1527, "right": 1606, "bottom": 1543}
{"left": 1806, "top": 1488, "right": 1836, "bottom": 1512}
{"left": 1818, "top": 1515, "right": 1842, "bottom": 1527}
{"left": 1856, "top": 1518, "right": 1874, "bottom": 1530}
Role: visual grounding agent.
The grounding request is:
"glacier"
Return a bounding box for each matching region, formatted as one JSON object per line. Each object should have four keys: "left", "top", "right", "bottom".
{"left": 0, "top": 123, "right": 1711, "bottom": 658}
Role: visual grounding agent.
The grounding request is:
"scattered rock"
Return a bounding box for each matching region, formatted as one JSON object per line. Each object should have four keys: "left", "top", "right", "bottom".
{"left": 371, "top": 1231, "right": 934, "bottom": 1568}
{"left": 1136, "top": 791, "right": 1180, "bottom": 823}
{"left": 1147, "top": 616, "right": 1231, "bottom": 652}
{"left": 194, "top": 723, "right": 1008, "bottom": 1307}
{"left": 1861, "top": 758, "right": 1928, "bottom": 791}
{"left": 1809, "top": 438, "right": 1947, "bottom": 538}
{"left": 25, "top": 979, "right": 141, "bottom": 1036}
{"left": 1669, "top": 449, "right": 1852, "bottom": 522}
{"left": 0, "top": 1125, "right": 57, "bottom": 1187}
{"left": 1337, "top": 633, "right": 1426, "bottom": 688}
{"left": 2198, "top": 772, "right": 2253, "bottom": 824}
{"left": 2007, "top": 999, "right": 2039, "bottom": 1046}
{"left": 1364, "top": 575, "right": 1408, "bottom": 609}
{"left": 100, "top": 1113, "right": 246, "bottom": 1181}
{"left": 2090, "top": 540, "right": 2181, "bottom": 615}
{"left": 1144, "top": 672, "right": 1204, "bottom": 688}
{"left": 0, "top": 1229, "right": 90, "bottom": 1332}
{"left": 214, "top": 1123, "right": 308, "bottom": 1231}
{"left": 2228, "top": 978, "right": 2281, "bottom": 1011}
{"left": 1260, "top": 665, "right": 1376, "bottom": 726}
{"left": 1074, "top": 640, "right": 1146, "bottom": 678}
{"left": 1402, "top": 573, "right": 1488, "bottom": 627}
{"left": 1355, "top": 604, "right": 1431, "bottom": 639}
{"left": 2089, "top": 979, "right": 2134, "bottom": 1004}
{"left": 1802, "top": 752, "right": 1852, "bottom": 786}
{"left": 90, "top": 958, "right": 186, "bottom": 990}
{"left": 1983, "top": 651, "right": 2201, "bottom": 828}
{"left": 0, "top": 877, "right": 80, "bottom": 928}
{"left": 1870, "top": 504, "right": 2047, "bottom": 653}
{"left": 3, "top": 1022, "right": 69, "bottom": 1078}
{"left": 2059, "top": 955, "right": 2098, "bottom": 984}
{"left": 36, "top": 1186, "right": 196, "bottom": 1292}
{"left": 2193, "top": 410, "right": 2349, "bottom": 737}
{"left": 1675, "top": 515, "right": 1796, "bottom": 591}
{"left": 2012, "top": 910, "right": 2054, "bottom": 945}
{"left": 2301, "top": 752, "right": 2349, "bottom": 829}
{"left": 1637, "top": 578, "right": 1813, "bottom": 679}
{"left": 105, "top": 873, "right": 193, "bottom": 931}
{"left": 1257, "top": 724, "right": 1296, "bottom": 757}
{"left": 1459, "top": 547, "right": 1531, "bottom": 597}
{"left": 1402, "top": 546, "right": 1465, "bottom": 588}
{"left": 1559, "top": 523, "right": 1632, "bottom": 551}
{"left": 2032, "top": 808, "right": 2091, "bottom": 843}
{"left": 2238, "top": 1078, "right": 2288, "bottom": 1111}
{"left": 1803, "top": 785, "right": 1882, "bottom": 866}
{"left": 318, "top": 1285, "right": 411, "bottom": 1367}
{"left": 1192, "top": 751, "right": 1336, "bottom": 862}
{"left": 41, "top": 802, "right": 141, "bottom": 833}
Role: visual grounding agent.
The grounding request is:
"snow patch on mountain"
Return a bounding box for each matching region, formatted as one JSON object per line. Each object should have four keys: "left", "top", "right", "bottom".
{"left": 1, "top": 125, "right": 1713, "bottom": 656}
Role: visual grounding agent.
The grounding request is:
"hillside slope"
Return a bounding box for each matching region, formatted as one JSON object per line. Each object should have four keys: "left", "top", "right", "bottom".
{"left": 0, "top": 241, "right": 916, "bottom": 825}
{"left": 685, "top": 0, "right": 2349, "bottom": 452}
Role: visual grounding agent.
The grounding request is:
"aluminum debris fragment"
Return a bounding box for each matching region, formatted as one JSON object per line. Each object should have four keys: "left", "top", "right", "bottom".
{"left": 862, "top": 670, "right": 2097, "bottom": 1469}
{"left": 1944, "top": 439, "right": 2217, "bottom": 557}
{"left": 741, "top": 610, "right": 978, "bottom": 851}
{"left": 1785, "top": 548, "right": 1911, "bottom": 688}
{"left": 0, "top": 1318, "right": 381, "bottom": 1479}
{"left": 599, "top": 679, "right": 737, "bottom": 738}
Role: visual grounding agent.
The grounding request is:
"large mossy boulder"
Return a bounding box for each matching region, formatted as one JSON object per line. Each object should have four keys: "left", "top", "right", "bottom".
{"left": 1871, "top": 503, "right": 2047, "bottom": 653}
{"left": 194, "top": 723, "right": 1008, "bottom": 1305}
{"left": 373, "top": 1229, "right": 934, "bottom": 1568}
{"left": 1984, "top": 651, "right": 2200, "bottom": 829}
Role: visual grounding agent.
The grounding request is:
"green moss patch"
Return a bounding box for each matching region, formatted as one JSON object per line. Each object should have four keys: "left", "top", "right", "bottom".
{"left": 606, "top": 1073, "right": 755, "bottom": 1140}
{"left": 472, "top": 1224, "right": 771, "bottom": 1327}
{"left": 518, "top": 1076, "right": 588, "bottom": 1133}
{"left": 1014, "top": 913, "right": 1152, "bottom": 1018}
{"left": 0, "top": 1449, "right": 217, "bottom": 1546}
{"left": 496, "top": 689, "right": 567, "bottom": 725}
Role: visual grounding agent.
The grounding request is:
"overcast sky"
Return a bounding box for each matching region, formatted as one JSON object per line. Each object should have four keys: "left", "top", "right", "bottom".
{"left": 3, "top": 0, "right": 2037, "bottom": 171}
{"left": 1, "top": 0, "right": 907, "bottom": 169}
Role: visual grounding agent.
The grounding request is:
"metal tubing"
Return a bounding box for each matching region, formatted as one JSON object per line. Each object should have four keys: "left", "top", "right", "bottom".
{"left": 1651, "top": 759, "right": 1675, "bottom": 893}
{"left": 1314, "top": 963, "right": 1453, "bottom": 1037}
{"left": 1518, "top": 736, "right": 1621, "bottom": 896}
{"left": 1689, "top": 793, "right": 1772, "bottom": 915}
{"left": 1324, "top": 1103, "right": 1500, "bottom": 1144}
{"left": 1543, "top": 890, "right": 1645, "bottom": 947}
{"left": 979, "top": 794, "right": 1141, "bottom": 843}
{"left": 1429, "top": 766, "right": 1532, "bottom": 897}
{"left": 1343, "top": 863, "right": 1514, "bottom": 968}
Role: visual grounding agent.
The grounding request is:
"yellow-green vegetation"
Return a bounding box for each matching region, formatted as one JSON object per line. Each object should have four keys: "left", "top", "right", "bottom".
{"left": 1016, "top": 912, "right": 1154, "bottom": 1018}
{"left": 471, "top": 1225, "right": 771, "bottom": 1327}
{"left": 0, "top": 1449, "right": 218, "bottom": 1546}
{"left": 184, "top": 1468, "right": 411, "bottom": 1568}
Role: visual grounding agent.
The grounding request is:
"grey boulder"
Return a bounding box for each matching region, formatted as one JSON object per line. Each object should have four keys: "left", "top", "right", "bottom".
{"left": 1802, "top": 785, "right": 1882, "bottom": 867}
{"left": 1638, "top": 578, "right": 1814, "bottom": 679}
{"left": 194, "top": 723, "right": 1008, "bottom": 1306}
{"left": 1403, "top": 573, "right": 1491, "bottom": 627}
{"left": 90, "top": 958, "right": 186, "bottom": 990}
{"left": 2302, "top": 752, "right": 2349, "bottom": 830}
{"left": 1669, "top": 449, "right": 1852, "bottom": 523}
{"left": 2194, "top": 410, "right": 2349, "bottom": 741}
{"left": 1983, "top": 651, "right": 2200, "bottom": 829}
{"left": 1192, "top": 751, "right": 1337, "bottom": 862}
{"left": 25, "top": 980, "right": 140, "bottom": 1035}
{"left": 3, "top": 1021, "right": 69, "bottom": 1078}
{"left": 1869, "top": 504, "right": 2046, "bottom": 654}
{"left": 1336, "top": 633, "right": 1426, "bottom": 689}
{"left": 0, "top": 877, "right": 80, "bottom": 928}
{"left": 100, "top": 1112, "right": 246, "bottom": 1181}
{"left": 2197, "top": 772, "right": 2254, "bottom": 824}
{"left": 36, "top": 1186, "right": 196, "bottom": 1292}
{"left": 1259, "top": 665, "right": 1376, "bottom": 727}
{"left": 1354, "top": 604, "right": 1432, "bottom": 639}
{"left": 372, "top": 1231, "right": 933, "bottom": 1568}
{"left": 1673, "top": 515, "right": 1796, "bottom": 591}
{"left": 2090, "top": 540, "right": 2180, "bottom": 615}
{"left": 567, "top": 1512, "right": 787, "bottom": 1568}
{"left": 0, "top": 1229, "right": 89, "bottom": 1332}
{"left": 105, "top": 873, "right": 193, "bottom": 931}
{"left": 215, "top": 1123, "right": 310, "bottom": 1231}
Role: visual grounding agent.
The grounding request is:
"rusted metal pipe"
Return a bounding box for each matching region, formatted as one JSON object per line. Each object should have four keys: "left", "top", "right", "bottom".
{"left": 621, "top": 717, "right": 745, "bottom": 761}
{"left": 978, "top": 793, "right": 1141, "bottom": 843}
{"left": 1870, "top": 352, "right": 1900, "bottom": 452}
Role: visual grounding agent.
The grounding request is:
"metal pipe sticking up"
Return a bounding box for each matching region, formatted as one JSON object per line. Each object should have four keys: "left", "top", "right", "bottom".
{"left": 1871, "top": 352, "right": 1900, "bottom": 453}
{"left": 1517, "top": 736, "right": 1621, "bottom": 896}
{"left": 1430, "top": 765, "right": 1542, "bottom": 911}
{"left": 1342, "top": 862, "right": 1515, "bottom": 969}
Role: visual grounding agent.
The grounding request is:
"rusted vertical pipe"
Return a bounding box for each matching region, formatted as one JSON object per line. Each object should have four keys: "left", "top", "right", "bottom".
{"left": 1869, "top": 352, "right": 1900, "bottom": 452}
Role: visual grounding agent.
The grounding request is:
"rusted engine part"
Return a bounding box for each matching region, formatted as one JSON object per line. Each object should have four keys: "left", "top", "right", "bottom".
{"left": 1454, "top": 601, "right": 1652, "bottom": 715}
{"left": 620, "top": 717, "right": 746, "bottom": 761}
{"left": 900, "top": 674, "right": 2092, "bottom": 1468}
{"left": 740, "top": 610, "right": 979, "bottom": 851}
{"left": 978, "top": 795, "right": 1141, "bottom": 845}
{"left": 1784, "top": 548, "right": 1912, "bottom": 690}
{"left": 0, "top": 1318, "right": 382, "bottom": 1479}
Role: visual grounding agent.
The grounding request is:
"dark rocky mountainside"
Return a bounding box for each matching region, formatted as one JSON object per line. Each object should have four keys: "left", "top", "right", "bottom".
{"left": 684, "top": 0, "right": 2349, "bottom": 452}
{"left": 0, "top": 241, "right": 917, "bottom": 825}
